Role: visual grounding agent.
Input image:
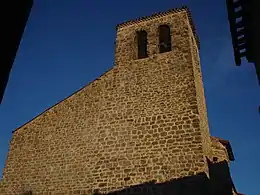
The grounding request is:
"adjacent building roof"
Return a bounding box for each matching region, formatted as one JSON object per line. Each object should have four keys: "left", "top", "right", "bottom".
{"left": 211, "top": 136, "right": 235, "bottom": 161}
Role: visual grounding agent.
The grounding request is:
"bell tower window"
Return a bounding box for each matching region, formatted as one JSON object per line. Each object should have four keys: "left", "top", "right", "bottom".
{"left": 137, "top": 30, "right": 148, "bottom": 59}
{"left": 159, "top": 25, "right": 172, "bottom": 53}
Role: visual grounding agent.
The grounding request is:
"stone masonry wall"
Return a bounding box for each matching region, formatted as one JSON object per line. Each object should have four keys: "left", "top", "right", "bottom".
{"left": 1, "top": 10, "right": 211, "bottom": 195}
{"left": 0, "top": 180, "right": 4, "bottom": 194}
{"left": 188, "top": 24, "right": 213, "bottom": 169}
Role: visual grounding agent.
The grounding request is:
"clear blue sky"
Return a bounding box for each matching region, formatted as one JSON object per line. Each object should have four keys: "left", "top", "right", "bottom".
{"left": 1, "top": 0, "right": 259, "bottom": 194}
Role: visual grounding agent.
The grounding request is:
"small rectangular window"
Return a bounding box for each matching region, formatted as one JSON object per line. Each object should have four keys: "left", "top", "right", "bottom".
{"left": 137, "top": 30, "right": 148, "bottom": 59}
{"left": 159, "top": 25, "right": 172, "bottom": 53}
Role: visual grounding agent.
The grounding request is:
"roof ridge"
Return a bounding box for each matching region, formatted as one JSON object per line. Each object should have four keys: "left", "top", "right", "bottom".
{"left": 116, "top": 6, "right": 200, "bottom": 49}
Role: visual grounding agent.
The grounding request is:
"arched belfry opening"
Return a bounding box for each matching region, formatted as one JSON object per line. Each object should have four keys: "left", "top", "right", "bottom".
{"left": 159, "top": 25, "right": 172, "bottom": 53}
{"left": 137, "top": 30, "right": 148, "bottom": 59}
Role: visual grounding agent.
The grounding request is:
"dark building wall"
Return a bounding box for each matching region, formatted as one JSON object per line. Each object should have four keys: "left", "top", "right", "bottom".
{"left": 250, "top": 0, "right": 260, "bottom": 82}
{"left": 0, "top": 0, "right": 33, "bottom": 104}
{"left": 226, "top": 0, "right": 260, "bottom": 84}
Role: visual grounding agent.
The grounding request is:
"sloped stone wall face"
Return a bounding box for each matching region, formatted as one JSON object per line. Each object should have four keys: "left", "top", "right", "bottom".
{"left": 0, "top": 10, "right": 212, "bottom": 195}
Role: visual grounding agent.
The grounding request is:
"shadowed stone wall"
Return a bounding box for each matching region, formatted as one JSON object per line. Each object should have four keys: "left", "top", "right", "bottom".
{"left": 0, "top": 7, "right": 219, "bottom": 195}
